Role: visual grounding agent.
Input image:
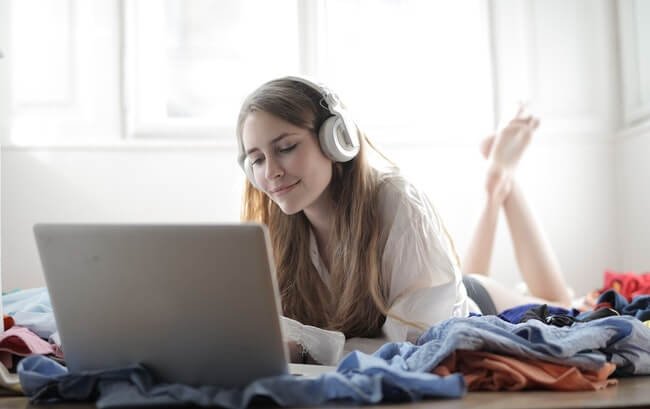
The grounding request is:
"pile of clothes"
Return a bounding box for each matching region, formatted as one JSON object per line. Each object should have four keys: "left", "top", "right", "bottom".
{"left": 0, "top": 288, "right": 63, "bottom": 393}
{"left": 4, "top": 271, "right": 650, "bottom": 408}
{"left": 577, "top": 270, "right": 650, "bottom": 315}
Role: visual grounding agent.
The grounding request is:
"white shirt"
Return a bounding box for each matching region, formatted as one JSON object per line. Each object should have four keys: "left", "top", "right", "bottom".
{"left": 309, "top": 172, "right": 479, "bottom": 345}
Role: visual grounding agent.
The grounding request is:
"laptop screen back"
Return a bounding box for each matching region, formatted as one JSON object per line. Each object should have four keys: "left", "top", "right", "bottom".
{"left": 34, "top": 223, "right": 289, "bottom": 387}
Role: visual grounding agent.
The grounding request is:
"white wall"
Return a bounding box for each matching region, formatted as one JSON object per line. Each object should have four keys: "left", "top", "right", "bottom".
{"left": 1, "top": 146, "right": 243, "bottom": 290}
{"left": 615, "top": 124, "right": 650, "bottom": 274}
{"left": 463, "top": 0, "right": 621, "bottom": 296}
{"left": 0, "top": 0, "right": 632, "bottom": 297}
{"left": 614, "top": 0, "right": 650, "bottom": 275}
{"left": 390, "top": 137, "right": 618, "bottom": 298}
{"left": 0, "top": 138, "right": 617, "bottom": 296}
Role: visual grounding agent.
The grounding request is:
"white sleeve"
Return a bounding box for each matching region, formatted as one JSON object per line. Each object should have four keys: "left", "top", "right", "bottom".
{"left": 381, "top": 184, "right": 468, "bottom": 344}
{"left": 280, "top": 316, "right": 345, "bottom": 365}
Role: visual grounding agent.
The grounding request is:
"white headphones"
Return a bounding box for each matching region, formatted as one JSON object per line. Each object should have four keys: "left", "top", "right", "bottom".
{"left": 238, "top": 76, "right": 360, "bottom": 190}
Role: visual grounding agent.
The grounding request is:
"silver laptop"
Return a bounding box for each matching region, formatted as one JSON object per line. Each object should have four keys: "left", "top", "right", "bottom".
{"left": 34, "top": 223, "right": 329, "bottom": 387}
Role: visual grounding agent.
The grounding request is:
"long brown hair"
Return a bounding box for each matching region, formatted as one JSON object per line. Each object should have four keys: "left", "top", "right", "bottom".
{"left": 236, "top": 78, "right": 419, "bottom": 338}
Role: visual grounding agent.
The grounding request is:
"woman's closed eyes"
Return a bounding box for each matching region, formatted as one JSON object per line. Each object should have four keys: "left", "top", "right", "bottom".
{"left": 250, "top": 143, "right": 299, "bottom": 167}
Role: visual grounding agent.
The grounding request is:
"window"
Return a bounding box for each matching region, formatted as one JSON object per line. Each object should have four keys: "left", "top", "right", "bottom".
{"left": 4, "top": 0, "right": 494, "bottom": 145}
{"left": 317, "top": 0, "right": 494, "bottom": 143}
{"left": 8, "top": 0, "right": 122, "bottom": 145}
{"left": 126, "top": 0, "right": 301, "bottom": 140}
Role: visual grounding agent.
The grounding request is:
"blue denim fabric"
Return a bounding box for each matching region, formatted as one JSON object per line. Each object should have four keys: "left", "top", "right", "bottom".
{"left": 410, "top": 315, "right": 650, "bottom": 375}
{"left": 625, "top": 296, "right": 650, "bottom": 321}
{"left": 9, "top": 287, "right": 464, "bottom": 407}
{"left": 18, "top": 350, "right": 465, "bottom": 408}
{"left": 597, "top": 290, "right": 631, "bottom": 311}
{"left": 596, "top": 290, "right": 650, "bottom": 321}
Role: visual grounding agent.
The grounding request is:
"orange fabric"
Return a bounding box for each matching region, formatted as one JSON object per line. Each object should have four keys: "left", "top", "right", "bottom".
{"left": 432, "top": 350, "right": 618, "bottom": 392}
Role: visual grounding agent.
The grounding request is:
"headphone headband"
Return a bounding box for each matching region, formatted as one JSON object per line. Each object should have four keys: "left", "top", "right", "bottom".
{"left": 282, "top": 76, "right": 340, "bottom": 112}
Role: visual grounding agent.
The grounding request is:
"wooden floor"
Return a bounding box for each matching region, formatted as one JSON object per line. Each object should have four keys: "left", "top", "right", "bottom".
{"left": 1, "top": 375, "right": 649, "bottom": 409}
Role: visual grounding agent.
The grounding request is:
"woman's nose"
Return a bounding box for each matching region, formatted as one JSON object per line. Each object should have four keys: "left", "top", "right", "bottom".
{"left": 265, "top": 156, "right": 284, "bottom": 181}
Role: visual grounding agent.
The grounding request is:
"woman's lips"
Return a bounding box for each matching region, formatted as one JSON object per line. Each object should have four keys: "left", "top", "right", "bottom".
{"left": 272, "top": 180, "right": 300, "bottom": 195}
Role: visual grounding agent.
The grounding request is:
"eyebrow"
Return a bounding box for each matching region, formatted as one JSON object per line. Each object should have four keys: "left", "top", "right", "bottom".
{"left": 245, "top": 132, "right": 297, "bottom": 155}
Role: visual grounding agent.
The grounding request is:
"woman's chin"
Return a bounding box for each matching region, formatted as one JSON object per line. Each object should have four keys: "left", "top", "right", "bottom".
{"left": 276, "top": 201, "right": 303, "bottom": 215}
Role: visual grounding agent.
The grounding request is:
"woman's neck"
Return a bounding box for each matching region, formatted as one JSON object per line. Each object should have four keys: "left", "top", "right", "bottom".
{"left": 303, "top": 190, "right": 335, "bottom": 265}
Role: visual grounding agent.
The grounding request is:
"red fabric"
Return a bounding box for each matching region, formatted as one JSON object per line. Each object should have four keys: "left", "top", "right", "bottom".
{"left": 600, "top": 270, "right": 650, "bottom": 301}
{"left": 0, "top": 326, "right": 60, "bottom": 369}
{"left": 3, "top": 315, "right": 14, "bottom": 331}
{"left": 432, "top": 350, "right": 618, "bottom": 392}
{"left": 595, "top": 301, "right": 614, "bottom": 311}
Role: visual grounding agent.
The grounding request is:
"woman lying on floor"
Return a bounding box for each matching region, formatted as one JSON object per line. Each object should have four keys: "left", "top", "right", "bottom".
{"left": 235, "top": 76, "right": 573, "bottom": 363}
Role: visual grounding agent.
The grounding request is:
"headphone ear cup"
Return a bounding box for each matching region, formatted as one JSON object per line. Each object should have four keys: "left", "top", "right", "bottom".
{"left": 319, "top": 116, "right": 359, "bottom": 162}
{"left": 245, "top": 166, "right": 260, "bottom": 191}
{"left": 239, "top": 158, "right": 261, "bottom": 191}
{"left": 318, "top": 116, "right": 339, "bottom": 161}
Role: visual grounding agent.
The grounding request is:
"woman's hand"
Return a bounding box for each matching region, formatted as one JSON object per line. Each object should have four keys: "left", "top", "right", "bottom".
{"left": 287, "top": 340, "right": 320, "bottom": 364}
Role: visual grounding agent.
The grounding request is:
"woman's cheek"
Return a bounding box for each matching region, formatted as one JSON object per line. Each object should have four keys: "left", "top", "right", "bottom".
{"left": 292, "top": 147, "right": 314, "bottom": 173}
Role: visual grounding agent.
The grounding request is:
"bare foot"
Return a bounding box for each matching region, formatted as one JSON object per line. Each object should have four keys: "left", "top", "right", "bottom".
{"left": 485, "top": 107, "right": 540, "bottom": 201}
{"left": 489, "top": 117, "right": 538, "bottom": 169}
{"left": 480, "top": 103, "right": 529, "bottom": 159}
{"left": 479, "top": 134, "right": 495, "bottom": 159}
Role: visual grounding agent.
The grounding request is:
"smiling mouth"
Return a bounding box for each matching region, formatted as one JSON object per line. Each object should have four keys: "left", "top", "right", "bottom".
{"left": 272, "top": 180, "right": 300, "bottom": 194}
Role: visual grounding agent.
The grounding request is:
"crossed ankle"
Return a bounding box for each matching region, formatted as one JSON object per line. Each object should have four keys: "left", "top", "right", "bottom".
{"left": 485, "top": 167, "right": 513, "bottom": 204}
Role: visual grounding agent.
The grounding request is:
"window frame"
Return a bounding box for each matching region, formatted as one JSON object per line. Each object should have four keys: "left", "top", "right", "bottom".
{"left": 2, "top": 0, "right": 495, "bottom": 147}
{"left": 4, "top": 0, "right": 123, "bottom": 147}
{"left": 123, "top": 0, "right": 320, "bottom": 144}
{"left": 617, "top": 0, "right": 650, "bottom": 128}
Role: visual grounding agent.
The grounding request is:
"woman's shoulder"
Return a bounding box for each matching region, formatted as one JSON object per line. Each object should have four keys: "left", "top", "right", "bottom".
{"left": 373, "top": 169, "right": 446, "bottom": 247}
{"left": 376, "top": 169, "right": 435, "bottom": 220}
